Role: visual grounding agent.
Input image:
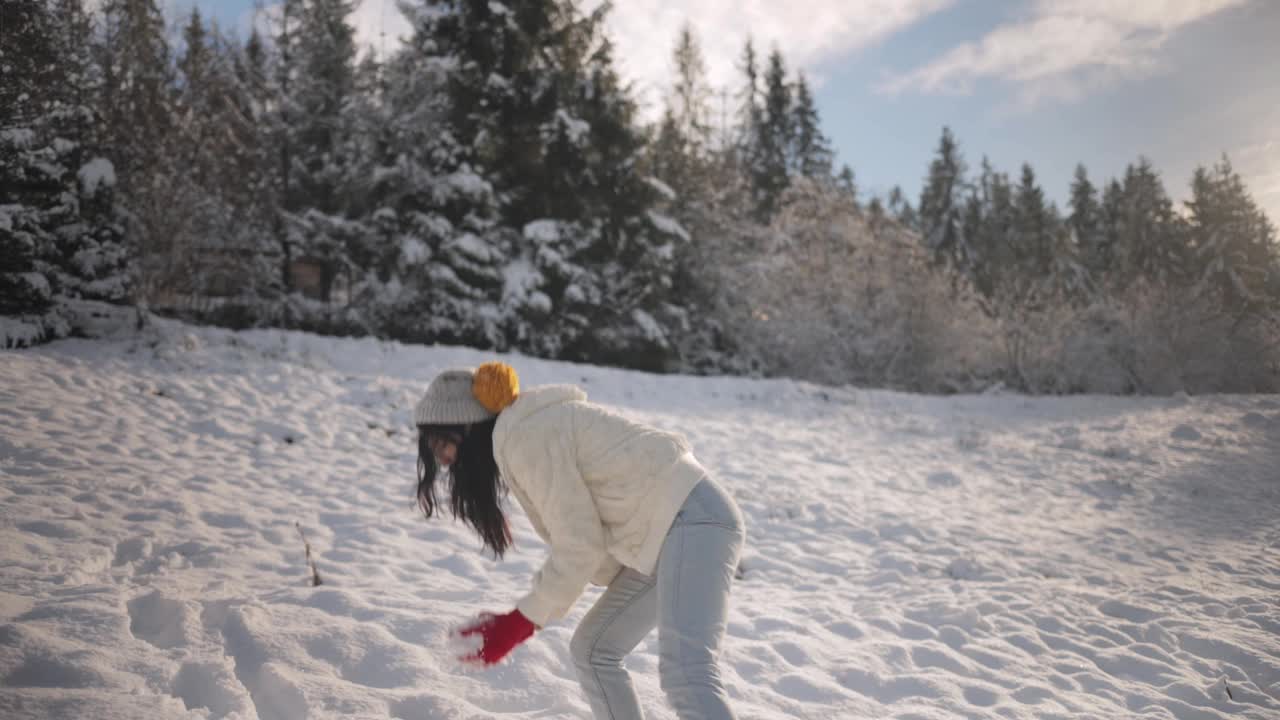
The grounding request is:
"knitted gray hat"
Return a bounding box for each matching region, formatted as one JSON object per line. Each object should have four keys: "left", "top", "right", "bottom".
{"left": 414, "top": 369, "right": 495, "bottom": 426}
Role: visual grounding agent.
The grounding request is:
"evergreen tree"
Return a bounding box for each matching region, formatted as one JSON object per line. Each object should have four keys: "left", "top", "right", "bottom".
{"left": 2, "top": 0, "right": 129, "bottom": 345}
{"left": 1016, "top": 165, "right": 1085, "bottom": 300}
{"left": 1012, "top": 163, "right": 1055, "bottom": 279}
{"left": 97, "top": 0, "right": 172, "bottom": 185}
{"left": 1097, "top": 178, "right": 1125, "bottom": 286}
{"left": 837, "top": 165, "right": 858, "bottom": 203}
{"left": 232, "top": 27, "right": 285, "bottom": 301}
{"left": 790, "top": 73, "right": 832, "bottom": 179}
{"left": 649, "top": 109, "right": 688, "bottom": 200}
{"left": 397, "top": 0, "right": 682, "bottom": 366}
{"left": 179, "top": 19, "right": 280, "bottom": 308}
{"left": 734, "top": 38, "right": 762, "bottom": 169}
{"left": 670, "top": 22, "right": 712, "bottom": 164}
{"left": 985, "top": 164, "right": 1016, "bottom": 276}
{"left": 179, "top": 8, "right": 210, "bottom": 89}
{"left": 275, "top": 0, "right": 362, "bottom": 304}
{"left": 534, "top": 4, "right": 684, "bottom": 367}
{"left": 960, "top": 161, "right": 991, "bottom": 296}
{"left": 866, "top": 196, "right": 886, "bottom": 226}
{"left": 360, "top": 1, "right": 508, "bottom": 346}
{"left": 751, "top": 48, "right": 792, "bottom": 222}
{"left": 917, "top": 126, "right": 967, "bottom": 266}
{"left": 97, "top": 0, "right": 177, "bottom": 302}
{"left": 1, "top": 0, "right": 62, "bottom": 321}
{"left": 888, "top": 185, "right": 917, "bottom": 229}
{"left": 961, "top": 158, "right": 1014, "bottom": 300}
{"left": 1115, "top": 157, "right": 1186, "bottom": 287}
{"left": 649, "top": 22, "right": 712, "bottom": 211}
{"left": 1185, "top": 156, "right": 1279, "bottom": 313}
{"left": 1068, "top": 164, "right": 1103, "bottom": 279}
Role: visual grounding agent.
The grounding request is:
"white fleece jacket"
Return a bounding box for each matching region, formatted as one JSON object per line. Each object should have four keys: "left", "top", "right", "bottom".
{"left": 492, "top": 385, "right": 707, "bottom": 627}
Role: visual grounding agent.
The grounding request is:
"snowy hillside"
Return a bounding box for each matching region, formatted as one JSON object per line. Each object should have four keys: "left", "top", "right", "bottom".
{"left": 1, "top": 318, "right": 1278, "bottom": 719}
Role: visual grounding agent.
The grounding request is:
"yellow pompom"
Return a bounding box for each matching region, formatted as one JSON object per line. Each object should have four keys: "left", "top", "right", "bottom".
{"left": 472, "top": 361, "right": 520, "bottom": 414}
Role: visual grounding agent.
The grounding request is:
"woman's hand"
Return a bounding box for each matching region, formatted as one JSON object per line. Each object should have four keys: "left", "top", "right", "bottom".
{"left": 456, "top": 608, "right": 537, "bottom": 666}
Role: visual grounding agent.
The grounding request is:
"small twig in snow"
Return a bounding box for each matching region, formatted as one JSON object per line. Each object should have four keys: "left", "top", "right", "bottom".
{"left": 295, "top": 522, "right": 323, "bottom": 586}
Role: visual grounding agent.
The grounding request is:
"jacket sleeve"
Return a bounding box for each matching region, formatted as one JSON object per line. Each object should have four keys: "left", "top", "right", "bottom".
{"left": 508, "top": 417, "right": 610, "bottom": 627}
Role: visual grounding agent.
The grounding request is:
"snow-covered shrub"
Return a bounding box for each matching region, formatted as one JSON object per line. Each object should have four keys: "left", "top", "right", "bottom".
{"left": 988, "top": 281, "right": 1280, "bottom": 395}
{"left": 1106, "top": 282, "right": 1279, "bottom": 394}
{"left": 701, "top": 177, "right": 1001, "bottom": 391}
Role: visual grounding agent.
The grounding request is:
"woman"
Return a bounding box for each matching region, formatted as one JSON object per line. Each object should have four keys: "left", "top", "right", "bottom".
{"left": 415, "top": 361, "right": 745, "bottom": 720}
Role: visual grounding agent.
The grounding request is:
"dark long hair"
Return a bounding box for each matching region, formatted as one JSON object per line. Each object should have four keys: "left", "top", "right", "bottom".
{"left": 416, "top": 418, "right": 511, "bottom": 558}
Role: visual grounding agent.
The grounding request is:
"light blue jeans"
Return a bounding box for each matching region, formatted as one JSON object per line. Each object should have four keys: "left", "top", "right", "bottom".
{"left": 570, "top": 478, "right": 746, "bottom": 720}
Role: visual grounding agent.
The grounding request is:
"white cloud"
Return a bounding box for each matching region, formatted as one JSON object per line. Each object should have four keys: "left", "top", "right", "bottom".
{"left": 239, "top": 0, "right": 950, "bottom": 118}
{"left": 587, "top": 0, "right": 954, "bottom": 114}
{"left": 233, "top": 0, "right": 411, "bottom": 56}
{"left": 1232, "top": 139, "right": 1280, "bottom": 223}
{"left": 880, "top": 0, "right": 1252, "bottom": 109}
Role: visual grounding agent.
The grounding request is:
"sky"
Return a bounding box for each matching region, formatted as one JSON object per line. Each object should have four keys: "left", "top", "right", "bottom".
{"left": 178, "top": 0, "right": 1280, "bottom": 223}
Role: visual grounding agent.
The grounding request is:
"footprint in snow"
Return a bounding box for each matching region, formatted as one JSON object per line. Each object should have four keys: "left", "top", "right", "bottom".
{"left": 127, "top": 590, "right": 193, "bottom": 649}
{"left": 927, "top": 471, "right": 962, "bottom": 488}
{"left": 1240, "top": 412, "right": 1272, "bottom": 429}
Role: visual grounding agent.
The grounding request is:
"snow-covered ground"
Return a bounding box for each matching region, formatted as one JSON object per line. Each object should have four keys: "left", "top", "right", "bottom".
{"left": 2, "top": 317, "right": 1278, "bottom": 720}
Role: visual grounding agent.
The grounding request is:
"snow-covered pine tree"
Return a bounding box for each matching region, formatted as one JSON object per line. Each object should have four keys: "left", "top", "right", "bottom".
{"left": 649, "top": 110, "right": 690, "bottom": 204}
{"left": 789, "top": 73, "right": 833, "bottom": 180}
{"left": 1, "top": 0, "right": 62, "bottom": 341}
{"left": 95, "top": 0, "right": 189, "bottom": 307}
{"left": 959, "top": 162, "right": 991, "bottom": 296}
{"left": 274, "top": 0, "right": 363, "bottom": 309}
{"left": 1068, "top": 164, "right": 1103, "bottom": 286}
{"left": 980, "top": 163, "right": 1016, "bottom": 297}
{"left": 1185, "top": 156, "right": 1279, "bottom": 315}
{"left": 1, "top": 0, "right": 129, "bottom": 346}
{"left": 734, "top": 39, "right": 762, "bottom": 155}
{"left": 406, "top": 0, "right": 684, "bottom": 368}
{"left": 1097, "top": 178, "right": 1125, "bottom": 289}
{"left": 360, "top": 0, "right": 517, "bottom": 348}
{"left": 888, "top": 185, "right": 917, "bottom": 229}
{"left": 724, "top": 37, "right": 763, "bottom": 219}
{"left": 648, "top": 26, "right": 753, "bottom": 374}
{"left": 553, "top": 9, "right": 685, "bottom": 369}
{"left": 837, "top": 165, "right": 858, "bottom": 204}
{"left": 481, "top": 3, "right": 672, "bottom": 367}
{"left": 171, "top": 14, "right": 281, "bottom": 322}
{"left": 648, "top": 23, "right": 713, "bottom": 215}
{"left": 44, "top": 0, "right": 129, "bottom": 306}
{"left": 917, "top": 126, "right": 967, "bottom": 267}
{"left": 750, "top": 49, "right": 792, "bottom": 222}
{"left": 1011, "top": 164, "right": 1055, "bottom": 283}
{"left": 669, "top": 22, "right": 712, "bottom": 189}
{"left": 1113, "top": 158, "right": 1188, "bottom": 289}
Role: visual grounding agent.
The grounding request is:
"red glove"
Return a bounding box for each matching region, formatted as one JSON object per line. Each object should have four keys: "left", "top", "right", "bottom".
{"left": 458, "top": 609, "right": 537, "bottom": 666}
